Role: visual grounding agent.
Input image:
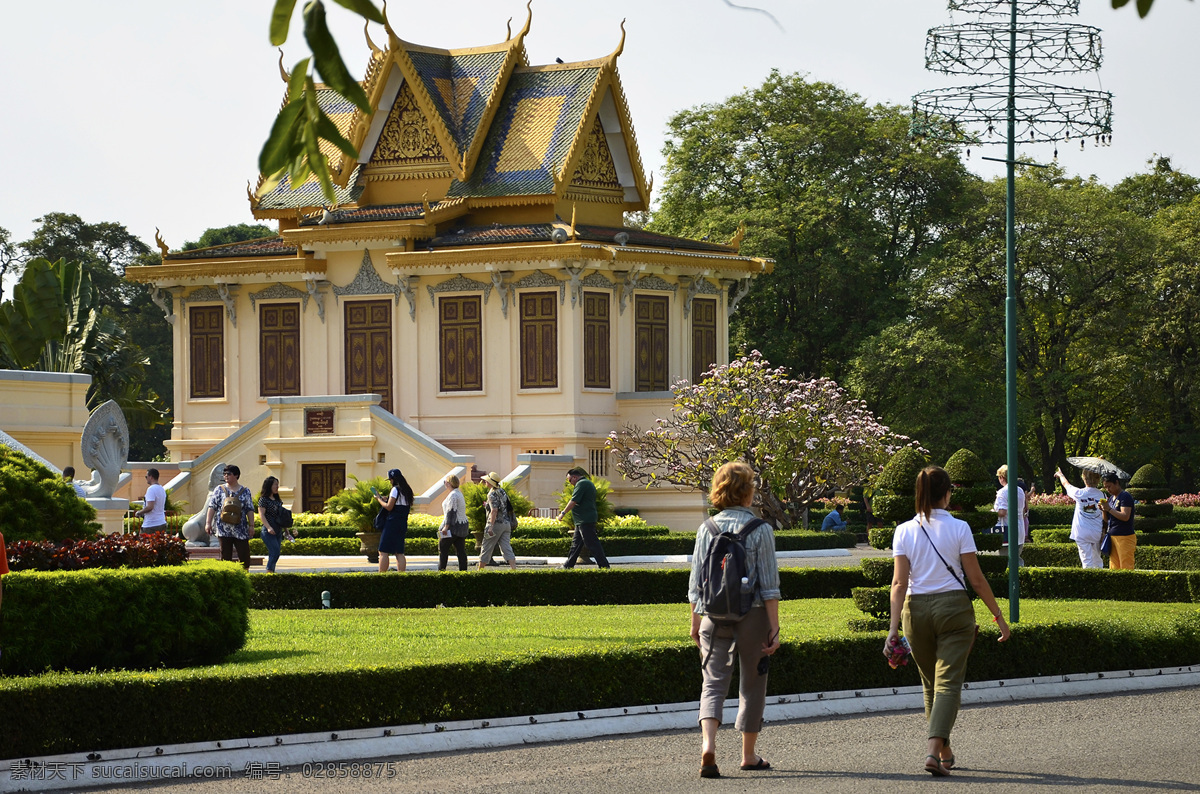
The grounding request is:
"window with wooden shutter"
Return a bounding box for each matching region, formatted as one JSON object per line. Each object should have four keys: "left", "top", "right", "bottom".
{"left": 439, "top": 296, "right": 483, "bottom": 392}
{"left": 189, "top": 305, "right": 224, "bottom": 398}
{"left": 519, "top": 291, "right": 558, "bottom": 389}
{"left": 691, "top": 297, "right": 718, "bottom": 385}
{"left": 583, "top": 291, "right": 610, "bottom": 389}
{"left": 344, "top": 300, "right": 393, "bottom": 412}
{"left": 634, "top": 294, "right": 669, "bottom": 392}
{"left": 260, "top": 303, "right": 301, "bottom": 396}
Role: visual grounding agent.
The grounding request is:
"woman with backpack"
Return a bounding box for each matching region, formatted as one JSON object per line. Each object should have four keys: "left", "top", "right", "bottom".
{"left": 204, "top": 464, "right": 255, "bottom": 570}
{"left": 478, "top": 472, "right": 517, "bottom": 570}
{"left": 375, "top": 468, "right": 413, "bottom": 573}
{"left": 885, "top": 465, "right": 1011, "bottom": 777}
{"left": 688, "top": 461, "right": 780, "bottom": 779}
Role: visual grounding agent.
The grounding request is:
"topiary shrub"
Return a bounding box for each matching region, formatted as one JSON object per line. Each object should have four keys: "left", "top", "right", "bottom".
{"left": 944, "top": 448, "right": 992, "bottom": 485}
{"left": 943, "top": 448, "right": 998, "bottom": 531}
{"left": 1128, "top": 464, "right": 1175, "bottom": 532}
{"left": 872, "top": 447, "right": 928, "bottom": 525}
{"left": 0, "top": 447, "right": 100, "bottom": 542}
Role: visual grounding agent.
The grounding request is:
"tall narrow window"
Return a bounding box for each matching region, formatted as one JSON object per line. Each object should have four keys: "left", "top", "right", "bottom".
{"left": 440, "top": 296, "right": 483, "bottom": 392}
{"left": 634, "top": 294, "right": 669, "bottom": 392}
{"left": 691, "top": 297, "right": 718, "bottom": 385}
{"left": 520, "top": 291, "right": 558, "bottom": 389}
{"left": 189, "top": 305, "right": 224, "bottom": 398}
{"left": 260, "top": 303, "right": 301, "bottom": 396}
{"left": 583, "top": 291, "right": 611, "bottom": 389}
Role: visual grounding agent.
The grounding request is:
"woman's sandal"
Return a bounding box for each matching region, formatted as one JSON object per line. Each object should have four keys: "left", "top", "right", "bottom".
{"left": 925, "top": 755, "right": 950, "bottom": 777}
{"left": 700, "top": 751, "right": 720, "bottom": 779}
{"left": 740, "top": 756, "right": 771, "bottom": 771}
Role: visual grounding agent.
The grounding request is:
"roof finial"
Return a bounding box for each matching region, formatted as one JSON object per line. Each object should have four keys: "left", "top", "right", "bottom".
{"left": 609, "top": 19, "right": 626, "bottom": 60}
{"left": 364, "top": 20, "right": 381, "bottom": 56}
{"left": 518, "top": 0, "right": 533, "bottom": 38}
{"left": 154, "top": 228, "right": 170, "bottom": 258}
{"left": 422, "top": 191, "right": 431, "bottom": 217}
{"left": 461, "top": 150, "right": 469, "bottom": 180}
{"left": 506, "top": 16, "right": 513, "bottom": 39}
{"left": 247, "top": 181, "right": 257, "bottom": 208}
{"left": 382, "top": 0, "right": 398, "bottom": 42}
{"left": 569, "top": 203, "right": 577, "bottom": 239}
{"left": 278, "top": 49, "right": 288, "bottom": 83}
{"left": 728, "top": 222, "right": 746, "bottom": 251}
{"left": 647, "top": 171, "right": 654, "bottom": 199}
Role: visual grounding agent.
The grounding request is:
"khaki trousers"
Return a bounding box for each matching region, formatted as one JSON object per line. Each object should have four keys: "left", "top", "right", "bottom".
{"left": 902, "top": 590, "right": 977, "bottom": 741}
{"left": 1109, "top": 533, "right": 1137, "bottom": 569}
{"left": 697, "top": 606, "right": 771, "bottom": 733}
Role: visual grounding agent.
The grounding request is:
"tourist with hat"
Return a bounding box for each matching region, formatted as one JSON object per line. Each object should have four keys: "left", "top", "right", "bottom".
{"left": 558, "top": 467, "right": 610, "bottom": 569}
{"left": 478, "top": 472, "right": 517, "bottom": 570}
{"left": 375, "top": 468, "right": 413, "bottom": 573}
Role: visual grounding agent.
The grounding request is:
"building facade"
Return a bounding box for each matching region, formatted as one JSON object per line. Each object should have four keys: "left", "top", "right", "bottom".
{"left": 127, "top": 11, "right": 771, "bottom": 526}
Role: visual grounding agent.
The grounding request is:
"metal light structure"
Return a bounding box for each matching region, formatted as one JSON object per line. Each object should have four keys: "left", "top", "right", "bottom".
{"left": 911, "top": 0, "right": 1112, "bottom": 623}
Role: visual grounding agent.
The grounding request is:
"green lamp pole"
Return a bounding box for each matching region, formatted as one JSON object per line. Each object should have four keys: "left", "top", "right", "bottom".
{"left": 1004, "top": 0, "right": 1020, "bottom": 622}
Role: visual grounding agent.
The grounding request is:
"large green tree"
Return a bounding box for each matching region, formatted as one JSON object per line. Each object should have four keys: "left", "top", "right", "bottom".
{"left": 909, "top": 167, "right": 1157, "bottom": 488}
{"left": 650, "top": 71, "right": 976, "bottom": 381}
{"left": 183, "top": 223, "right": 275, "bottom": 250}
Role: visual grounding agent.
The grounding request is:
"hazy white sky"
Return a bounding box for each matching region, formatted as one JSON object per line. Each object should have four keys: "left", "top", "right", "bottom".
{"left": 0, "top": 0, "right": 1194, "bottom": 255}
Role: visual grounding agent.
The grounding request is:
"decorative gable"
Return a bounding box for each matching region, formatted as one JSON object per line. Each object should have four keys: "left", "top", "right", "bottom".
{"left": 568, "top": 115, "right": 623, "bottom": 199}
{"left": 364, "top": 81, "right": 453, "bottom": 180}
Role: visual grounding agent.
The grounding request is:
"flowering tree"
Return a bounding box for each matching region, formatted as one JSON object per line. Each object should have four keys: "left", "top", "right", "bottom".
{"left": 606, "top": 351, "right": 916, "bottom": 529}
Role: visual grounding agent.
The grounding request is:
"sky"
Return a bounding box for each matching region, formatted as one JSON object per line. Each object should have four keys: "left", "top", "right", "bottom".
{"left": 0, "top": 0, "right": 1195, "bottom": 264}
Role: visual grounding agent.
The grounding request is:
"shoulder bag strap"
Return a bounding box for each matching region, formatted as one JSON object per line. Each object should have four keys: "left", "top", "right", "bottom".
{"left": 917, "top": 519, "right": 968, "bottom": 591}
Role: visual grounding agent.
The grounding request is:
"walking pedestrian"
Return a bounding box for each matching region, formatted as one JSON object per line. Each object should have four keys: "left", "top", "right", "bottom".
{"left": 375, "top": 468, "right": 413, "bottom": 573}
{"left": 136, "top": 468, "right": 168, "bottom": 533}
{"left": 689, "top": 461, "right": 780, "bottom": 779}
{"left": 438, "top": 474, "right": 469, "bottom": 571}
{"left": 886, "top": 465, "right": 1011, "bottom": 777}
{"left": 204, "top": 464, "right": 255, "bottom": 570}
{"left": 558, "top": 467, "right": 610, "bottom": 569}
{"left": 258, "top": 476, "right": 285, "bottom": 573}
{"left": 478, "top": 472, "right": 517, "bottom": 570}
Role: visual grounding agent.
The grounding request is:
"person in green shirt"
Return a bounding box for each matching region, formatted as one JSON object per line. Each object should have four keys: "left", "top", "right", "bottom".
{"left": 557, "top": 467, "right": 610, "bottom": 569}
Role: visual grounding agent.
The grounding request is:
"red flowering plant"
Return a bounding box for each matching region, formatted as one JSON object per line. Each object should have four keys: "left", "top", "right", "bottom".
{"left": 6, "top": 532, "right": 188, "bottom": 572}
{"left": 607, "top": 351, "right": 918, "bottom": 530}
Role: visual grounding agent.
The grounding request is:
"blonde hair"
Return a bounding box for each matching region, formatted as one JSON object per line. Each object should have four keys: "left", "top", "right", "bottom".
{"left": 996, "top": 464, "right": 1008, "bottom": 481}
{"left": 1082, "top": 469, "right": 1100, "bottom": 488}
{"left": 710, "top": 462, "right": 756, "bottom": 511}
{"left": 445, "top": 474, "right": 460, "bottom": 489}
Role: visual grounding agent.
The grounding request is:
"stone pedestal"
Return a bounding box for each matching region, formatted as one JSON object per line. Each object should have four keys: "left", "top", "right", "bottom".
{"left": 87, "top": 497, "right": 130, "bottom": 535}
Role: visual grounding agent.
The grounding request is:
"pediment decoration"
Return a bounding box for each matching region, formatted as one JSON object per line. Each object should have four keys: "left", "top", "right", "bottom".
{"left": 370, "top": 82, "right": 450, "bottom": 168}
{"left": 249, "top": 283, "right": 310, "bottom": 313}
{"left": 568, "top": 116, "right": 622, "bottom": 196}
{"left": 179, "top": 285, "right": 222, "bottom": 307}
{"left": 333, "top": 250, "right": 401, "bottom": 303}
{"left": 512, "top": 270, "right": 565, "bottom": 305}
{"left": 580, "top": 272, "right": 616, "bottom": 290}
{"left": 426, "top": 274, "right": 493, "bottom": 307}
{"left": 634, "top": 275, "right": 678, "bottom": 295}
{"left": 179, "top": 284, "right": 238, "bottom": 327}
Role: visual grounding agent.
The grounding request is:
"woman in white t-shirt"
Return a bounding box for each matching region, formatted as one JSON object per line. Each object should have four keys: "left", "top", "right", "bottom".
{"left": 1054, "top": 467, "right": 1106, "bottom": 569}
{"left": 885, "top": 465, "right": 1011, "bottom": 777}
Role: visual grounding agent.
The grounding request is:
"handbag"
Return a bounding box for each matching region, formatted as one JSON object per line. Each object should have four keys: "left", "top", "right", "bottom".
{"left": 373, "top": 505, "right": 387, "bottom": 531}
{"left": 277, "top": 505, "right": 294, "bottom": 529}
{"left": 1100, "top": 531, "right": 1112, "bottom": 555}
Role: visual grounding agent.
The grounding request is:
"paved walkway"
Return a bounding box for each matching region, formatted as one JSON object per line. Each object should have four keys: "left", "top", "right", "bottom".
{"left": 67, "top": 685, "right": 1200, "bottom": 793}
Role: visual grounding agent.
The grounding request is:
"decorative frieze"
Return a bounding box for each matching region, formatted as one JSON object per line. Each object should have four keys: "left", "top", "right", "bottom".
{"left": 511, "top": 270, "right": 565, "bottom": 305}
{"left": 180, "top": 284, "right": 238, "bottom": 328}
{"left": 425, "top": 274, "right": 493, "bottom": 307}
{"left": 333, "top": 250, "right": 401, "bottom": 304}
{"left": 249, "top": 283, "right": 310, "bottom": 313}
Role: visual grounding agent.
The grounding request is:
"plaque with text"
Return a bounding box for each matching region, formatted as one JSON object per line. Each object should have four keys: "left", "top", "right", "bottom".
{"left": 305, "top": 409, "right": 335, "bottom": 435}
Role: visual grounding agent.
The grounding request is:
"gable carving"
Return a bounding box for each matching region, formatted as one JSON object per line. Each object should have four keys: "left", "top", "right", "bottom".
{"left": 569, "top": 116, "right": 622, "bottom": 193}
{"left": 371, "top": 82, "right": 449, "bottom": 167}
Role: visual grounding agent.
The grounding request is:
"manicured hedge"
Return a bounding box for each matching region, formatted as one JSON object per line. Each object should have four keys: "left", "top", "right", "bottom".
{"left": 859, "top": 554, "right": 1010, "bottom": 586}
{"left": 1023, "top": 543, "right": 1200, "bottom": 570}
{"left": 1029, "top": 505, "right": 1075, "bottom": 526}
{"left": 249, "top": 537, "right": 360, "bottom": 556}
{"left": 6, "top": 607, "right": 1197, "bottom": 759}
{"left": 868, "top": 527, "right": 1003, "bottom": 552}
{"left": 1031, "top": 529, "right": 1187, "bottom": 546}
{"left": 248, "top": 567, "right": 874, "bottom": 610}
{"left": 0, "top": 561, "right": 250, "bottom": 675}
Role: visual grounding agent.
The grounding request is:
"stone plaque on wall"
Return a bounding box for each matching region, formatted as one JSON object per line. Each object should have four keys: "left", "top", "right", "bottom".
{"left": 305, "top": 409, "right": 335, "bottom": 435}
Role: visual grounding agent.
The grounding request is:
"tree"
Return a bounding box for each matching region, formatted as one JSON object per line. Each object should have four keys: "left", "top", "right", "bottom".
{"left": 606, "top": 352, "right": 914, "bottom": 529}
{"left": 1113, "top": 156, "right": 1200, "bottom": 218}
{"left": 0, "top": 225, "right": 18, "bottom": 302}
{"left": 0, "top": 258, "right": 168, "bottom": 433}
{"left": 19, "top": 212, "right": 151, "bottom": 308}
{"left": 914, "top": 166, "right": 1157, "bottom": 489}
{"left": 650, "top": 71, "right": 976, "bottom": 380}
{"left": 183, "top": 223, "right": 275, "bottom": 250}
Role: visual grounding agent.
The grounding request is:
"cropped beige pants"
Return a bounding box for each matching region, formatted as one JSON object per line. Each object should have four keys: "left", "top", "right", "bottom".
{"left": 696, "top": 606, "right": 771, "bottom": 733}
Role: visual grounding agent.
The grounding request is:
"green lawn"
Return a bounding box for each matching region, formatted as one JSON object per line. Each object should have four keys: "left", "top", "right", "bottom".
{"left": 5, "top": 598, "right": 1196, "bottom": 689}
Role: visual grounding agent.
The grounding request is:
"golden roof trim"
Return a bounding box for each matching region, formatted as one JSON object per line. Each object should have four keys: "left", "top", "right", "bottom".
{"left": 125, "top": 257, "right": 324, "bottom": 283}
{"left": 384, "top": 242, "right": 773, "bottom": 272}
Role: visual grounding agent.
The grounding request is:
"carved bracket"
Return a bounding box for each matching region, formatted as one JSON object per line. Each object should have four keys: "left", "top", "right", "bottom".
{"left": 617, "top": 269, "right": 642, "bottom": 315}
{"left": 215, "top": 283, "right": 238, "bottom": 327}
{"left": 148, "top": 286, "right": 176, "bottom": 325}
{"left": 565, "top": 264, "right": 585, "bottom": 308}
{"left": 489, "top": 271, "right": 515, "bottom": 318}
{"left": 397, "top": 275, "right": 420, "bottom": 321}
{"left": 723, "top": 277, "right": 754, "bottom": 318}
{"left": 680, "top": 276, "right": 719, "bottom": 319}
{"left": 305, "top": 279, "right": 330, "bottom": 323}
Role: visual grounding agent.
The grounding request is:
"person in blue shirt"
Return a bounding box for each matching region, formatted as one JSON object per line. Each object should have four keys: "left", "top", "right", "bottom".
{"left": 820, "top": 504, "right": 847, "bottom": 532}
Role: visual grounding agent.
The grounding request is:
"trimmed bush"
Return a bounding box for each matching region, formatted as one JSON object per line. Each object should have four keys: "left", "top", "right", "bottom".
{"left": 860, "top": 554, "right": 1009, "bottom": 586}
{"left": 1029, "top": 504, "right": 1075, "bottom": 526}
{"left": 248, "top": 537, "right": 360, "bottom": 556}
{"left": 1137, "top": 502, "right": 1175, "bottom": 518}
{"left": 868, "top": 527, "right": 1002, "bottom": 553}
{"left": 247, "top": 566, "right": 874, "bottom": 610}
{"left": 0, "top": 561, "right": 250, "bottom": 675}
{"left": 0, "top": 447, "right": 100, "bottom": 542}
{"left": 1023, "top": 543, "right": 1200, "bottom": 570}
{"left": 1127, "top": 464, "right": 1171, "bottom": 503}
{"left": 1018, "top": 567, "right": 1197, "bottom": 603}
{"left": 3, "top": 603, "right": 1198, "bottom": 758}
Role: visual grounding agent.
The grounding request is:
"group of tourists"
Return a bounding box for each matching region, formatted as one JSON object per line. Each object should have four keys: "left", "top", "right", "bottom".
{"left": 195, "top": 463, "right": 610, "bottom": 574}
{"left": 1055, "top": 467, "right": 1136, "bottom": 569}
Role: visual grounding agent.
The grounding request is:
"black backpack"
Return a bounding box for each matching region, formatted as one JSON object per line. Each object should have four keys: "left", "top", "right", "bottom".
{"left": 698, "top": 517, "right": 769, "bottom": 623}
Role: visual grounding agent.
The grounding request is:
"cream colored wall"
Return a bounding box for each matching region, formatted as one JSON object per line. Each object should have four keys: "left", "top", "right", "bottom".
{"left": 0, "top": 370, "right": 91, "bottom": 474}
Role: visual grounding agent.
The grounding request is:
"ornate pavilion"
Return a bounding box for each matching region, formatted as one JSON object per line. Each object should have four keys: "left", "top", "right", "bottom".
{"left": 126, "top": 8, "right": 773, "bottom": 525}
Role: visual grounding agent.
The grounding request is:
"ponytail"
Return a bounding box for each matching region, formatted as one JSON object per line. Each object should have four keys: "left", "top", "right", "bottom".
{"left": 914, "top": 465, "right": 952, "bottom": 520}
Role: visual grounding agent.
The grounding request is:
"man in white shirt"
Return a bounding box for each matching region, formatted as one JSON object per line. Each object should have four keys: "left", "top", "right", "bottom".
{"left": 1054, "top": 467, "right": 1105, "bottom": 568}
{"left": 136, "top": 468, "right": 169, "bottom": 532}
{"left": 993, "top": 465, "right": 1026, "bottom": 563}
